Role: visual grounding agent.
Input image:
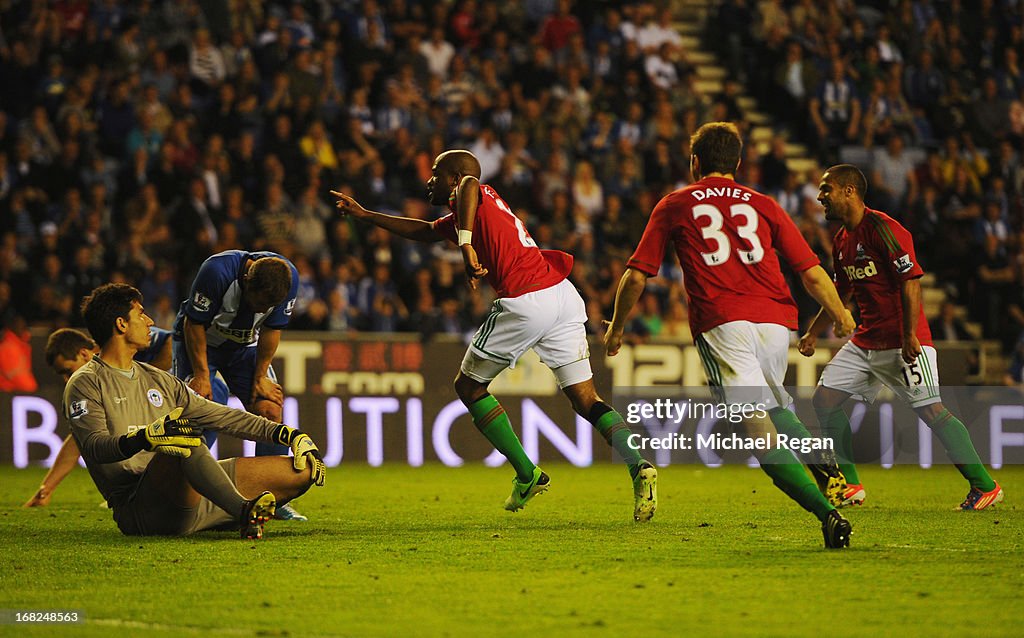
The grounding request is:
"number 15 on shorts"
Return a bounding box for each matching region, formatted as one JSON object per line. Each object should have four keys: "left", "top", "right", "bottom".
{"left": 901, "top": 361, "right": 923, "bottom": 386}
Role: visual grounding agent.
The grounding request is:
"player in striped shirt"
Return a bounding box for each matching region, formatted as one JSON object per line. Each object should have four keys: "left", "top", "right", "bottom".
{"left": 171, "top": 251, "right": 309, "bottom": 521}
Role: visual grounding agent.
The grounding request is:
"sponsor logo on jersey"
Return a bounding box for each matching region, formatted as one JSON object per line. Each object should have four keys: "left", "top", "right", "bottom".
{"left": 147, "top": 388, "right": 164, "bottom": 407}
{"left": 843, "top": 261, "right": 878, "bottom": 280}
{"left": 285, "top": 298, "right": 296, "bottom": 316}
{"left": 70, "top": 400, "right": 88, "bottom": 419}
{"left": 193, "top": 291, "right": 212, "bottom": 312}
{"left": 893, "top": 254, "right": 914, "bottom": 274}
{"left": 214, "top": 324, "right": 257, "bottom": 343}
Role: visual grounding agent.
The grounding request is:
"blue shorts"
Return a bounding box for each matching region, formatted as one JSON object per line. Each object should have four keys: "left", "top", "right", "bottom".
{"left": 171, "top": 339, "right": 277, "bottom": 408}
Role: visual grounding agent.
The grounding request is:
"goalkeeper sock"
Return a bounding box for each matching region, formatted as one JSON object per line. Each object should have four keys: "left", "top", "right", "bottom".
{"left": 180, "top": 444, "right": 246, "bottom": 518}
{"left": 815, "top": 406, "right": 860, "bottom": 485}
{"left": 588, "top": 402, "right": 644, "bottom": 477}
{"left": 759, "top": 448, "right": 834, "bottom": 521}
{"left": 468, "top": 394, "right": 536, "bottom": 483}
{"left": 927, "top": 408, "right": 996, "bottom": 491}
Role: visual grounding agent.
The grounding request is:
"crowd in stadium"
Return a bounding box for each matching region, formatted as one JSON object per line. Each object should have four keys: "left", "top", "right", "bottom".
{"left": 0, "top": 1, "right": 1022, "bottom": 372}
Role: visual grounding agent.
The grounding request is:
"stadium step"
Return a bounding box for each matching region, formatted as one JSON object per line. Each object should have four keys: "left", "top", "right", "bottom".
{"left": 746, "top": 111, "right": 771, "bottom": 125}
{"left": 677, "top": 2, "right": 710, "bottom": 22}
{"left": 675, "top": 21, "right": 703, "bottom": 36}
{"left": 694, "top": 78, "right": 723, "bottom": 95}
{"left": 694, "top": 64, "right": 728, "bottom": 80}
{"left": 677, "top": 34, "right": 702, "bottom": 50}
{"left": 784, "top": 142, "right": 810, "bottom": 158}
{"left": 685, "top": 50, "right": 717, "bottom": 65}
{"left": 750, "top": 126, "right": 774, "bottom": 144}
{"left": 785, "top": 157, "right": 818, "bottom": 174}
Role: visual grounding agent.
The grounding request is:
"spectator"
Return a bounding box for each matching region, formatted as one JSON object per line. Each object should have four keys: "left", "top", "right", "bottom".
{"left": 871, "top": 135, "right": 918, "bottom": 213}
{"left": 808, "top": 59, "right": 861, "bottom": 161}
{"left": 539, "top": 0, "right": 581, "bottom": 53}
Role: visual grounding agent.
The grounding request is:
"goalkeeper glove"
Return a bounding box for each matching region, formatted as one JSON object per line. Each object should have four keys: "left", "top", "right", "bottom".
{"left": 273, "top": 426, "right": 326, "bottom": 486}
{"left": 291, "top": 433, "right": 327, "bottom": 486}
{"left": 126, "top": 407, "right": 204, "bottom": 458}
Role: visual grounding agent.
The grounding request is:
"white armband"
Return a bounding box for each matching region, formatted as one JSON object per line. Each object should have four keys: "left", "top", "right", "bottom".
{"left": 458, "top": 229, "right": 473, "bottom": 246}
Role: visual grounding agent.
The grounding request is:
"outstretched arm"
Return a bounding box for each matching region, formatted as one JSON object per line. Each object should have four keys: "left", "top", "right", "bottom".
{"left": 332, "top": 190, "right": 442, "bottom": 243}
{"left": 23, "top": 435, "right": 80, "bottom": 507}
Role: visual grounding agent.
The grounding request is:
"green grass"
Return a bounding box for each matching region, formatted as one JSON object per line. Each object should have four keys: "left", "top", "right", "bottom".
{"left": 1, "top": 464, "right": 1021, "bottom": 637}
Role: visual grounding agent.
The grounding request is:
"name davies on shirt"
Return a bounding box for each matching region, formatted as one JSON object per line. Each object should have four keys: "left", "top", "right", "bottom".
{"left": 692, "top": 186, "right": 752, "bottom": 202}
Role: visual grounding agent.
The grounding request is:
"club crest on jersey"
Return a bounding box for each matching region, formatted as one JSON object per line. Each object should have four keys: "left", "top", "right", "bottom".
{"left": 855, "top": 243, "right": 867, "bottom": 261}
{"left": 193, "top": 291, "right": 212, "bottom": 312}
{"left": 70, "top": 400, "right": 88, "bottom": 419}
{"left": 893, "top": 254, "right": 914, "bottom": 274}
{"left": 147, "top": 388, "right": 164, "bottom": 407}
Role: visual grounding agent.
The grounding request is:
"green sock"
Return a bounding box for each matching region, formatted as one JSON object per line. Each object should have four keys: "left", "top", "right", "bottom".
{"left": 816, "top": 406, "right": 860, "bottom": 485}
{"left": 768, "top": 407, "right": 815, "bottom": 438}
{"left": 927, "top": 409, "right": 996, "bottom": 491}
{"left": 768, "top": 407, "right": 816, "bottom": 466}
{"left": 589, "top": 403, "right": 644, "bottom": 476}
{"left": 759, "top": 448, "right": 834, "bottom": 521}
{"left": 468, "top": 394, "right": 536, "bottom": 482}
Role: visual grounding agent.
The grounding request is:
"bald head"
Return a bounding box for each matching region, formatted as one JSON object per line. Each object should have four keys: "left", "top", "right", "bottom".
{"left": 436, "top": 150, "right": 481, "bottom": 178}
{"left": 428, "top": 149, "right": 482, "bottom": 205}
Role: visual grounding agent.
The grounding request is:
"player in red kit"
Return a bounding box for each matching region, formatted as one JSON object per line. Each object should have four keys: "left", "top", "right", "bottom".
{"left": 332, "top": 150, "right": 658, "bottom": 520}
{"left": 799, "top": 164, "right": 1003, "bottom": 510}
{"left": 605, "top": 122, "right": 857, "bottom": 548}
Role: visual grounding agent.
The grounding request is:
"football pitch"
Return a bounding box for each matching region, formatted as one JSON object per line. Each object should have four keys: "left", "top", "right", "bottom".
{"left": 1, "top": 464, "right": 1020, "bottom": 637}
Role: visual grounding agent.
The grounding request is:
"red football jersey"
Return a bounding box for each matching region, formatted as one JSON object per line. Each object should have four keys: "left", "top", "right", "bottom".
{"left": 628, "top": 176, "right": 818, "bottom": 335}
{"left": 832, "top": 208, "right": 932, "bottom": 350}
{"left": 433, "top": 183, "right": 573, "bottom": 298}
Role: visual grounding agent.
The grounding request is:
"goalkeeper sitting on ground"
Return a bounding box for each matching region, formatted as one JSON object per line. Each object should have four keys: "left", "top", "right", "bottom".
{"left": 64, "top": 283, "right": 326, "bottom": 539}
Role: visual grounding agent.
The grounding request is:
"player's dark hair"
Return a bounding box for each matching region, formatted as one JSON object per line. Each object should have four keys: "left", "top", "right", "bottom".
{"left": 80, "top": 284, "right": 142, "bottom": 347}
{"left": 690, "top": 122, "right": 742, "bottom": 176}
{"left": 45, "top": 328, "right": 97, "bottom": 367}
{"left": 825, "top": 164, "right": 868, "bottom": 198}
{"left": 438, "top": 149, "right": 482, "bottom": 178}
{"left": 248, "top": 257, "right": 292, "bottom": 306}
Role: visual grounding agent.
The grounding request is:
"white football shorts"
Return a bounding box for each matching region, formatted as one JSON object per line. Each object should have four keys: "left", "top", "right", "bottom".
{"left": 694, "top": 320, "right": 793, "bottom": 410}
{"left": 819, "top": 341, "right": 941, "bottom": 408}
{"left": 460, "top": 278, "right": 593, "bottom": 389}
